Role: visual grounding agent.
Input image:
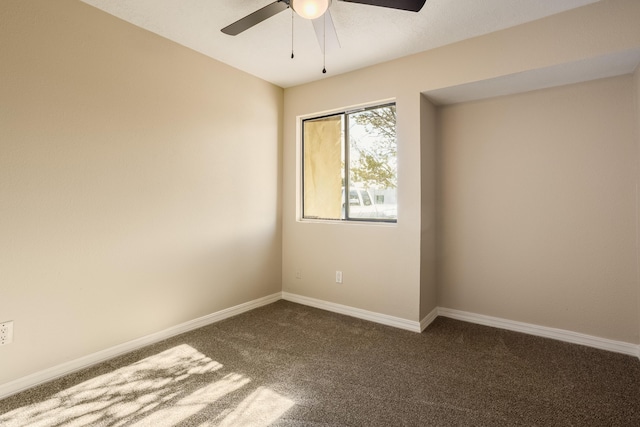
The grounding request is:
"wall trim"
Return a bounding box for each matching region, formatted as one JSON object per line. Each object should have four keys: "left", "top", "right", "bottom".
{"left": 420, "top": 307, "right": 439, "bottom": 332}
{"left": 438, "top": 307, "right": 640, "bottom": 360}
{"left": 282, "top": 292, "right": 422, "bottom": 332}
{"left": 282, "top": 295, "right": 639, "bottom": 359}
{"left": 4, "top": 294, "right": 639, "bottom": 399}
{"left": 0, "top": 292, "right": 282, "bottom": 400}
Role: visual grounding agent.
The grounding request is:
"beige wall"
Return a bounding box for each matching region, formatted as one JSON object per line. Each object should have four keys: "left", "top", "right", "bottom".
{"left": 437, "top": 76, "right": 639, "bottom": 343}
{"left": 420, "top": 95, "right": 438, "bottom": 319}
{"left": 283, "top": 0, "right": 640, "bottom": 334}
{"left": 0, "top": 0, "right": 283, "bottom": 385}
{"left": 635, "top": 65, "right": 640, "bottom": 341}
{"left": 282, "top": 86, "right": 423, "bottom": 321}
{"left": 3, "top": 0, "right": 640, "bottom": 390}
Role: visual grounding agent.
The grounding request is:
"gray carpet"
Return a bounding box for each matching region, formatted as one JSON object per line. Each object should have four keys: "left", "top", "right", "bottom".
{"left": 1, "top": 300, "right": 639, "bottom": 426}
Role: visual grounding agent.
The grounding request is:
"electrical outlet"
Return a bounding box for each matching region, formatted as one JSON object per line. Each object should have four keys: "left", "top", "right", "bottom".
{"left": 295, "top": 270, "right": 302, "bottom": 279}
{"left": 0, "top": 321, "right": 14, "bottom": 346}
{"left": 335, "top": 271, "right": 343, "bottom": 284}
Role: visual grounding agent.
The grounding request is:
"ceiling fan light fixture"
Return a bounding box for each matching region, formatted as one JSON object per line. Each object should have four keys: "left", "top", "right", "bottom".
{"left": 292, "top": 0, "right": 331, "bottom": 20}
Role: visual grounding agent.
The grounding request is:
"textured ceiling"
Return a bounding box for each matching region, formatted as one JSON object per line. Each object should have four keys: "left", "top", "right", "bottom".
{"left": 81, "top": 0, "right": 600, "bottom": 88}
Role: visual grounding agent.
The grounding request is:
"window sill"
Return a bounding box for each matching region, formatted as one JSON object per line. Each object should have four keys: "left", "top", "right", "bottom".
{"left": 298, "top": 218, "right": 398, "bottom": 227}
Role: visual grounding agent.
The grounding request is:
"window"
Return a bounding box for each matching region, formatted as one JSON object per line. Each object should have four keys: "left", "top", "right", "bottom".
{"left": 302, "top": 103, "right": 397, "bottom": 222}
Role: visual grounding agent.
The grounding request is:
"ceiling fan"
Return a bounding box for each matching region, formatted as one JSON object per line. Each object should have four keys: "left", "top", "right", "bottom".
{"left": 222, "top": 1, "right": 426, "bottom": 36}
{"left": 221, "top": 0, "right": 426, "bottom": 71}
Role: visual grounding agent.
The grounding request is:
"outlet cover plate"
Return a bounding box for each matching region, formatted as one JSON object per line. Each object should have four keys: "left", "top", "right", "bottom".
{"left": 0, "top": 321, "right": 14, "bottom": 346}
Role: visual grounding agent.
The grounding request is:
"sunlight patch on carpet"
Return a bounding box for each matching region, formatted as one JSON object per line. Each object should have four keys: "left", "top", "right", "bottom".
{"left": 0, "top": 344, "right": 294, "bottom": 426}
{"left": 214, "top": 387, "right": 295, "bottom": 427}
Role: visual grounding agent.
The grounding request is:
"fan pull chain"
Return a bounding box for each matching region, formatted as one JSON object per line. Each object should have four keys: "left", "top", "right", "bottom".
{"left": 322, "top": 12, "right": 327, "bottom": 73}
{"left": 291, "top": 8, "right": 295, "bottom": 59}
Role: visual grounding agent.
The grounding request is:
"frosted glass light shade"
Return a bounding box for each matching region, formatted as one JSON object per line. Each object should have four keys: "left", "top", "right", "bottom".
{"left": 292, "top": 0, "right": 331, "bottom": 20}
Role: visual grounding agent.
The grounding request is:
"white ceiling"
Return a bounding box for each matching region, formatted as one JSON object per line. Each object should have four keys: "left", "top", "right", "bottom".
{"left": 80, "top": 0, "right": 604, "bottom": 89}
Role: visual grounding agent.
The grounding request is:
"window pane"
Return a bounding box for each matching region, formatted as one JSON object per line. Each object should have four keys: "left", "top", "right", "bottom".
{"left": 303, "top": 115, "right": 343, "bottom": 220}
{"left": 301, "top": 103, "right": 397, "bottom": 223}
{"left": 347, "top": 105, "right": 397, "bottom": 220}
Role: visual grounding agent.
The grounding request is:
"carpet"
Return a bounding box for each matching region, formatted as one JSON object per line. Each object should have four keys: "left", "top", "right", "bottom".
{"left": 1, "top": 300, "right": 639, "bottom": 426}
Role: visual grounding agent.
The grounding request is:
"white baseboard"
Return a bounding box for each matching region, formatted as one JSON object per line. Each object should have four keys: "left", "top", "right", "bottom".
{"left": 281, "top": 294, "right": 640, "bottom": 359}
{"left": 0, "top": 292, "right": 282, "bottom": 400}
{"left": 282, "top": 292, "right": 422, "bottom": 332}
{"left": 3, "top": 294, "right": 638, "bottom": 399}
{"left": 420, "top": 307, "right": 439, "bottom": 332}
{"left": 437, "top": 307, "right": 640, "bottom": 359}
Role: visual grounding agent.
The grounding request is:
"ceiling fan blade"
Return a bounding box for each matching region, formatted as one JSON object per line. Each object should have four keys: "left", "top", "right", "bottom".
{"left": 312, "top": 10, "right": 340, "bottom": 54}
{"left": 221, "top": 1, "right": 289, "bottom": 36}
{"left": 339, "top": 0, "right": 426, "bottom": 12}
